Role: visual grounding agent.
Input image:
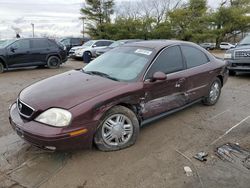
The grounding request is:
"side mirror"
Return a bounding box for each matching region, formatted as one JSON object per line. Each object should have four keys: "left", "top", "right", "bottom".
{"left": 152, "top": 71, "right": 167, "bottom": 81}
{"left": 10, "top": 47, "right": 17, "bottom": 52}
{"left": 92, "top": 44, "right": 97, "bottom": 48}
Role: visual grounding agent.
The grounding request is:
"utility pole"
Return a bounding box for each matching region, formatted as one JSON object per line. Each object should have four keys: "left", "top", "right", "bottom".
{"left": 31, "top": 23, "right": 34, "bottom": 37}
{"left": 82, "top": 17, "right": 85, "bottom": 39}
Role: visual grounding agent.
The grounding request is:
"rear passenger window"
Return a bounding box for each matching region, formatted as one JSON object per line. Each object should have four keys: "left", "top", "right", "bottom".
{"left": 146, "top": 46, "right": 184, "bottom": 78}
{"left": 31, "top": 39, "right": 50, "bottom": 49}
{"left": 104, "top": 41, "right": 113, "bottom": 46}
{"left": 181, "top": 46, "right": 209, "bottom": 68}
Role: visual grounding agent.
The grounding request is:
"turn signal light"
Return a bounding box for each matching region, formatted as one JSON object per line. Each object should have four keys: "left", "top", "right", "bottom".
{"left": 69, "top": 129, "right": 88, "bottom": 137}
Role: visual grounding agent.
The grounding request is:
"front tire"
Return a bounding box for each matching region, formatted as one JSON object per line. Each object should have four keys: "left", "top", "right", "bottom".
{"left": 0, "top": 62, "right": 4, "bottom": 73}
{"left": 94, "top": 106, "right": 139, "bottom": 152}
{"left": 47, "top": 56, "right": 61, "bottom": 69}
{"left": 229, "top": 70, "right": 236, "bottom": 76}
{"left": 202, "top": 78, "right": 222, "bottom": 106}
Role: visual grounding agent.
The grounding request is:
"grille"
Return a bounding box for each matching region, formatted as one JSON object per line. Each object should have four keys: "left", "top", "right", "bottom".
{"left": 235, "top": 50, "right": 250, "bottom": 58}
{"left": 17, "top": 99, "right": 34, "bottom": 118}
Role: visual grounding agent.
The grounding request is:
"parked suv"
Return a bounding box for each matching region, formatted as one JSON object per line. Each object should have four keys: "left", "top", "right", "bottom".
{"left": 69, "top": 40, "right": 114, "bottom": 59}
{"left": 220, "top": 42, "right": 235, "bottom": 50}
{"left": 60, "top": 37, "right": 86, "bottom": 53}
{"left": 0, "top": 38, "right": 67, "bottom": 73}
{"left": 95, "top": 39, "right": 143, "bottom": 57}
{"left": 224, "top": 35, "right": 250, "bottom": 75}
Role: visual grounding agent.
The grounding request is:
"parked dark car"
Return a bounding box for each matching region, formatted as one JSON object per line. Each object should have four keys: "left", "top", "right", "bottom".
{"left": 224, "top": 35, "right": 250, "bottom": 75}
{"left": 60, "top": 37, "right": 86, "bottom": 53}
{"left": 9, "top": 40, "right": 228, "bottom": 151}
{"left": 199, "top": 43, "right": 215, "bottom": 50}
{"left": 0, "top": 38, "right": 67, "bottom": 73}
{"left": 95, "top": 39, "right": 143, "bottom": 57}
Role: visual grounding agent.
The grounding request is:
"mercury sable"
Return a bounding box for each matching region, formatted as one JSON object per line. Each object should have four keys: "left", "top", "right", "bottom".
{"left": 9, "top": 40, "right": 228, "bottom": 151}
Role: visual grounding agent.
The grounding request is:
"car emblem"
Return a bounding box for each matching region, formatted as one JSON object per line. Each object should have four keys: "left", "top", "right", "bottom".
{"left": 18, "top": 102, "right": 22, "bottom": 111}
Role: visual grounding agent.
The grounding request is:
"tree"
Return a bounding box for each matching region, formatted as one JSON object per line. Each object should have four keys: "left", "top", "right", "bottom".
{"left": 81, "top": 0, "right": 115, "bottom": 39}
{"left": 168, "top": 0, "right": 211, "bottom": 42}
{"left": 212, "top": 0, "right": 250, "bottom": 46}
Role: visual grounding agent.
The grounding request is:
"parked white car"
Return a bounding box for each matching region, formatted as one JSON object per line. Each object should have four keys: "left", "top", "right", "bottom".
{"left": 219, "top": 42, "right": 235, "bottom": 50}
{"left": 69, "top": 40, "right": 114, "bottom": 59}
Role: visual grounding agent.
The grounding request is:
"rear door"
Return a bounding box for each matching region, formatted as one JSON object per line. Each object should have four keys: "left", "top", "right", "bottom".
{"left": 7, "top": 39, "right": 31, "bottom": 67}
{"left": 180, "top": 45, "right": 214, "bottom": 102}
{"left": 30, "top": 39, "right": 51, "bottom": 64}
{"left": 142, "top": 45, "right": 188, "bottom": 119}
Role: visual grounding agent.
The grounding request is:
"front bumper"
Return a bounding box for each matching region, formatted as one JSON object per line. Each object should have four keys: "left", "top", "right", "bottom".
{"left": 9, "top": 103, "right": 95, "bottom": 151}
{"left": 227, "top": 59, "right": 250, "bottom": 71}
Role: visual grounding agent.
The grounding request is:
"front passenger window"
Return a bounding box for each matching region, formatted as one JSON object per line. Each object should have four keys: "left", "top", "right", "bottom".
{"left": 10, "top": 40, "right": 30, "bottom": 50}
{"left": 94, "top": 41, "right": 105, "bottom": 47}
{"left": 146, "top": 46, "right": 184, "bottom": 79}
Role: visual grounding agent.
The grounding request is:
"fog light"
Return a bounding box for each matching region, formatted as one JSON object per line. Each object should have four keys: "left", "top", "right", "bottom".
{"left": 69, "top": 129, "right": 88, "bottom": 137}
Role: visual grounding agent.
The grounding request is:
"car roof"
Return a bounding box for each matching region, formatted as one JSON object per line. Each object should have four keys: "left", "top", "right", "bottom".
{"left": 91, "top": 39, "right": 114, "bottom": 42}
{"left": 124, "top": 40, "right": 196, "bottom": 50}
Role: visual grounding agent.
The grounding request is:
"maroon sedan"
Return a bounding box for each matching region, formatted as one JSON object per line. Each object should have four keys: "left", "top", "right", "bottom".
{"left": 9, "top": 40, "right": 228, "bottom": 151}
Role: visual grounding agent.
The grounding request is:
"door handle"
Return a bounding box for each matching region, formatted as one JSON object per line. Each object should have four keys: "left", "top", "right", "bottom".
{"left": 175, "top": 83, "right": 181, "bottom": 88}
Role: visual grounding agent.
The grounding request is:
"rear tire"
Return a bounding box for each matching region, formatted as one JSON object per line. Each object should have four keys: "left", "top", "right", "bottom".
{"left": 229, "top": 70, "right": 236, "bottom": 76}
{"left": 0, "top": 62, "right": 4, "bottom": 73}
{"left": 94, "top": 106, "right": 139, "bottom": 152}
{"left": 47, "top": 56, "right": 61, "bottom": 69}
{"left": 202, "top": 78, "right": 222, "bottom": 106}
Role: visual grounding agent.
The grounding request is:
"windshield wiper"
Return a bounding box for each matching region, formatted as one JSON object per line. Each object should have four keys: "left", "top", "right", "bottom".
{"left": 83, "top": 70, "right": 120, "bottom": 81}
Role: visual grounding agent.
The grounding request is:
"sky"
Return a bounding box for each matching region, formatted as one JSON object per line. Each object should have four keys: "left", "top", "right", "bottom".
{"left": 0, "top": 0, "right": 220, "bottom": 39}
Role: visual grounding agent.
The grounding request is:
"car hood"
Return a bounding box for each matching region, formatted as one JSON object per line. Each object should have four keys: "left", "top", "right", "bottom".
{"left": 71, "top": 46, "right": 87, "bottom": 51}
{"left": 19, "top": 70, "right": 128, "bottom": 110}
{"left": 97, "top": 47, "right": 113, "bottom": 53}
{"left": 227, "top": 45, "right": 250, "bottom": 53}
{"left": 234, "top": 45, "right": 250, "bottom": 50}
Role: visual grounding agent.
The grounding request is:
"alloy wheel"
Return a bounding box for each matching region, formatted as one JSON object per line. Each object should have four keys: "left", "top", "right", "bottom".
{"left": 209, "top": 82, "right": 220, "bottom": 102}
{"left": 102, "top": 114, "right": 133, "bottom": 146}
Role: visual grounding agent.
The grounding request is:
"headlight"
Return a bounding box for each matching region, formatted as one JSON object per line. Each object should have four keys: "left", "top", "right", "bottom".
{"left": 35, "top": 108, "right": 72, "bottom": 127}
{"left": 224, "top": 53, "right": 232, "bottom": 59}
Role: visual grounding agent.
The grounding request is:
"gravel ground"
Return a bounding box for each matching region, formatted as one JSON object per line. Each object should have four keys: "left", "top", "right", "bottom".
{"left": 0, "top": 55, "right": 250, "bottom": 188}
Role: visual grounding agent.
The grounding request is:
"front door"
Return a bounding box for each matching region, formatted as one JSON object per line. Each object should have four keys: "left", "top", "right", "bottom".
{"left": 141, "top": 45, "right": 188, "bottom": 119}
{"left": 7, "top": 39, "right": 31, "bottom": 67}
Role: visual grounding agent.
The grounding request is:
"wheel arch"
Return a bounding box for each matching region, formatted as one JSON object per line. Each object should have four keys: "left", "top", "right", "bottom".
{"left": 0, "top": 57, "right": 7, "bottom": 68}
{"left": 46, "top": 54, "right": 61, "bottom": 62}
{"left": 217, "top": 75, "right": 223, "bottom": 87}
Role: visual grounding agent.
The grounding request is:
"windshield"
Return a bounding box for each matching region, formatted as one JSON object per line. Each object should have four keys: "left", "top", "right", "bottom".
{"left": 82, "top": 40, "right": 95, "bottom": 47}
{"left": 0, "top": 39, "right": 15, "bottom": 48}
{"left": 109, "top": 41, "right": 124, "bottom": 48}
{"left": 83, "top": 47, "right": 154, "bottom": 82}
{"left": 238, "top": 36, "right": 250, "bottom": 45}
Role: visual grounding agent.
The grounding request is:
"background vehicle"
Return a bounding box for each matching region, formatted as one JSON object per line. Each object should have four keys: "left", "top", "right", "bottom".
{"left": 199, "top": 43, "right": 215, "bottom": 50}
{"left": 224, "top": 35, "right": 250, "bottom": 75}
{"left": 9, "top": 40, "right": 228, "bottom": 151}
{"left": 95, "top": 39, "right": 143, "bottom": 57}
{"left": 70, "top": 40, "right": 114, "bottom": 60}
{"left": 60, "top": 37, "right": 87, "bottom": 53}
{"left": 0, "top": 38, "right": 67, "bottom": 73}
{"left": 220, "top": 42, "right": 235, "bottom": 50}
